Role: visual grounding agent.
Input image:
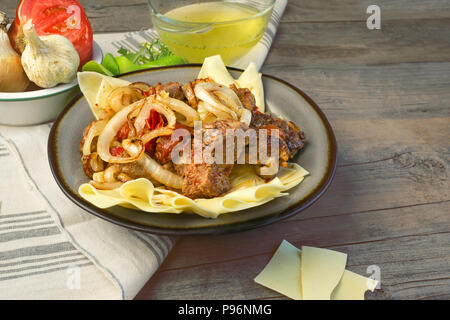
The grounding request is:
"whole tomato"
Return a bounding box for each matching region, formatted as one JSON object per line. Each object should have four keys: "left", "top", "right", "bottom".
{"left": 8, "top": 0, "right": 93, "bottom": 67}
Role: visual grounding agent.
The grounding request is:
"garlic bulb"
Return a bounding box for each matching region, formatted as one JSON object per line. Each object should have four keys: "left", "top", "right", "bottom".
{"left": 0, "top": 11, "right": 29, "bottom": 92}
{"left": 21, "top": 20, "right": 79, "bottom": 88}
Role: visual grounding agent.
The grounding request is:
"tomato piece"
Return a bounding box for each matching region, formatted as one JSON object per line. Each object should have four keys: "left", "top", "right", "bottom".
{"left": 144, "top": 109, "right": 166, "bottom": 154}
{"left": 110, "top": 146, "right": 124, "bottom": 157}
{"left": 116, "top": 123, "right": 130, "bottom": 141}
{"left": 8, "top": 0, "right": 93, "bottom": 67}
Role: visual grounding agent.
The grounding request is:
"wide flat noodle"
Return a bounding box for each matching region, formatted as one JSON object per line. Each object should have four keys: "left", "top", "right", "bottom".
{"left": 254, "top": 240, "right": 379, "bottom": 300}
{"left": 301, "top": 246, "right": 347, "bottom": 300}
{"left": 331, "top": 270, "right": 379, "bottom": 300}
{"left": 77, "top": 72, "right": 131, "bottom": 119}
{"left": 197, "top": 56, "right": 265, "bottom": 112}
{"left": 79, "top": 163, "right": 309, "bottom": 219}
{"left": 254, "top": 240, "right": 303, "bottom": 300}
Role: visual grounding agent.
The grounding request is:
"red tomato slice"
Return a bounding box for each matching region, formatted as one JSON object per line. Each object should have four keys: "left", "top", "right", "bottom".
{"left": 144, "top": 109, "right": 166, "bottom": 154}
{"left": 8, "top": 0, "right": 93, "bottom": 67}
{"left": 116, "top": 123, "right": 130, "bottom": 141}
{"left": 110, "top": 146, "right": 124, "bottom": 157}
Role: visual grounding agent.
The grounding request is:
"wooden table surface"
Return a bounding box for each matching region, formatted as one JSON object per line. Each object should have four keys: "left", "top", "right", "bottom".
{"left": 3, "top": 0, "right": 449, "bottom": 300}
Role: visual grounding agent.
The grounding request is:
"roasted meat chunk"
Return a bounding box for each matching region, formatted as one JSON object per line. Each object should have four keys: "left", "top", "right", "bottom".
{"left": 230, "top": 84, "right": 257, "bottom": 111}
{"left": 250, "top": 109, "right": 306, "bottom": 158}
{"left": 155, "top": 82, "right": 185, "bottom": 100}
{"left": 182, "top": 163, "right": 233, "bottom": 199}
{"left": 181, "top": 120, "right": 248, "bottom": 199}
{"left": 154, "top": 123, "right": 193, "bottom": 164}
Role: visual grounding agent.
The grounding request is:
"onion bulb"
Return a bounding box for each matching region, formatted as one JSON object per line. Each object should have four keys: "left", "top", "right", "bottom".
{"left": 0, "top": 11, "right": 29, "bottom": 92}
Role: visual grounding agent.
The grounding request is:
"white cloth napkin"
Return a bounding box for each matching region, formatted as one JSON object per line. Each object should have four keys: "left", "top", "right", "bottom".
{"left": 0, "top": 0, "right": 287, "bottom": 300}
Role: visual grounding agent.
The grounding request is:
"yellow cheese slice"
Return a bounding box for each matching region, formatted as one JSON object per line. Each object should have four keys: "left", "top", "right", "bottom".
{"left": 254, "top": 240, "right": 303, "bottom": 300}
{"left": 254, "top": 240, "right": 378, "bottom": 300}
{"left": 331, "top": 270, "right": 379, "bottom": 300}
{"left": 300, "top": 246, "right": 347, "bottom": 300}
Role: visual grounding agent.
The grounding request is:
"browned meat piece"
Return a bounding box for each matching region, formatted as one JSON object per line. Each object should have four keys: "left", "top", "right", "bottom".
{"left": 154, "top": 123, "right": 193, "bottom": 164}
{"left": 182, "top": 82, "right": 198, "bottom": 108}
{"left": 259, "top": 124, "right": 290, "bottom": 168}
{"left": 182, "top": 163, "right": 233, "bottom": 199}
{"left": 230, "top": 84, "right": 257, "bottom": 111}
{"left": 118, "top": 162, "right": 160, "bottom": 186}
{"left": 155, "top": 82, "right": 185, "bottom": 100}
{"left": 228, "top": 85, "right": 305, "bottom": 158}
{"left": 250, "top": 109, "right": 306, "bottom": 158}
{"left": 154, "top": 135, "right": 177, "bottom": 165}
{"left": 181, "top": 120, "right": 249, "bottom": 199}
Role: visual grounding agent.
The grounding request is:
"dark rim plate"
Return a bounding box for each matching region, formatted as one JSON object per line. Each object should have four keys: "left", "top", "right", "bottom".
{"left": 48, "top": 64, "right": 337, "bottom": 235}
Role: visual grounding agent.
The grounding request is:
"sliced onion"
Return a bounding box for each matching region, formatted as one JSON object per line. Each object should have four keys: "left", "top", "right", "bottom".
{"left": 138, "top": 154, "right": 183, "bottom": 189}
{"left": 194, "top": 82, "right": 238, "bottom": 120}
{"left": 199, "top": 101, "right": 235, "bottom": 120}
{"left": 97, "top": 100, "right": 145, "bottom": 163}
{"left": 127, "top": 101, "right": 146, "bottom": 136}
{"left": 82, "top": 120, "right": 107, "bottom": 156}
{"left": 103, "top": 165, "right": 120, "bottom": 182}
{"left": 134, "top": 101, "right": 152, "bottom": 134}
{"left": 117, "top": 173, "right": 133, "bottom": 182}
{"left": 129, "top": 82, "right": 152, "bottom": 92}
{"left": 182, "top": 82, "right": 198, "bottom": 108}
{"left": 197, "top": 101, "right": 218, "bottom": 123}
{"left": 239, "top": 108, "right": 252, "bottom": 126}
{"left": 194, "top": 82, "right": 252, "bottom": 125}
{"left": 122, "top": 140, "right": 183, "bottom": 189}
{"left": 156, "top": 95, "right": 199, "bottom": 126}
{"left": 107, "top": 86, "right": 144, "bottom": 113}
{"left": 89, "top": 153, "right": 105, "bottom": 172}
{"left": 142, "top": 127, "right": 174, "bottom": 145}
{"left": 89, "top": 180, "right": 123, "bottom": 190}
{"left": 212, "top": 86, "right": 243, "bottom": 114}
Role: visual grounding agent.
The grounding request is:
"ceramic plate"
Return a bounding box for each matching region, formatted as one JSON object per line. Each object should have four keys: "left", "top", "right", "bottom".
{"left": 48, "top": 65, "right": 337, "bottom": 235}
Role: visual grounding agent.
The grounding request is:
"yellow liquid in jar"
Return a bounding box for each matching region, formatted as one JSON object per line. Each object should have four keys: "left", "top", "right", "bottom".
{"left": 153, "top": 2, "right": 271, "bottom": 65}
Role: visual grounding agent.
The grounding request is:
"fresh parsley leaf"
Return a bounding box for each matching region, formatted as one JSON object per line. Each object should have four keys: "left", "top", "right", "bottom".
{"left": 117, "top": 39, "right": 175, "bottom": 65}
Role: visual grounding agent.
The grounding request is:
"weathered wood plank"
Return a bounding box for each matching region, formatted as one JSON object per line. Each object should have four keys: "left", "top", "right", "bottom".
{"left": 147, "top": 201, "right": 450, "bottom": 272}
{"left": 264, "top": 19, "right": 450, "bottom": 66}
{"left": 3, "top": 1, "right": 450, "bottom": 31}
{"left": 261, "top": 63, "right": 450, "bottom": 121}
{"left": 282, "top": 0, "right": 450, "bottom": 22}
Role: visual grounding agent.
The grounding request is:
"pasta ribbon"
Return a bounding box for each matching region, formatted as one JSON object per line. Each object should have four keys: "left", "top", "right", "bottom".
{"left": 79, "top": 163, "right": 309, "bottom": 219}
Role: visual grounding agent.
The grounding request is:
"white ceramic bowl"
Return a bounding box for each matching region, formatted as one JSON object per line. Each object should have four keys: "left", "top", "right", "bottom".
{"left": 0, "top": 41, "right": 102, "bottom": 126}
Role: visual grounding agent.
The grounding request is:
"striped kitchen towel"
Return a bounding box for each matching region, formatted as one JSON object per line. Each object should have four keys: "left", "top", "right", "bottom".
{"left": 0, "top": 0, "right": 287, "bottom": 300}
{"left": 0, "top": 126, "right": 175, "bottom": 299}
